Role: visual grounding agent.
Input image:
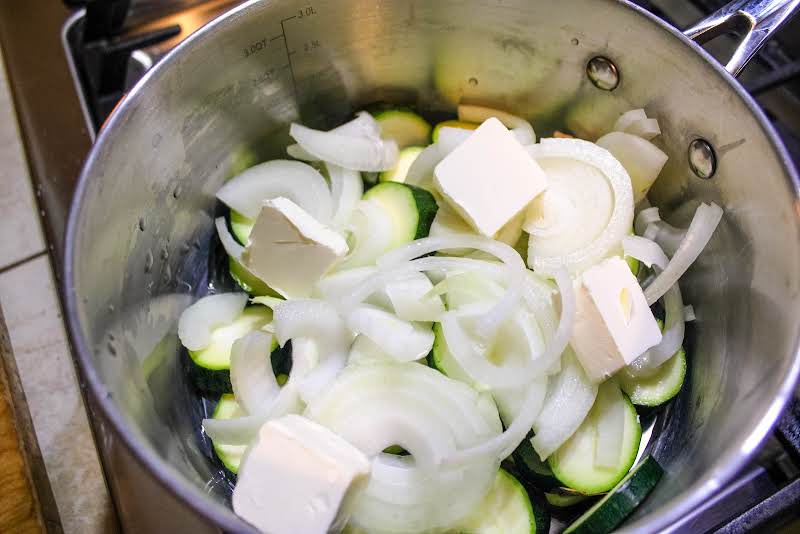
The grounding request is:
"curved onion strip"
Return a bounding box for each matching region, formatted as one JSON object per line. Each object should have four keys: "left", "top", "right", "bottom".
{"left": 405, "top": 143, "right": 444, "bottom": 189}
{"left": 623, "top": 235, "right": 669, "bottom": 269}
{"left": 296, "top": 339, "right": 348, "bottom": 404}
{"left": 458, "top": 104, "right": 536, "bottom": 145}
{"left": 531, "top": 349, "right": 598, "bottom": 460}
{"left": 337, "top": 199, "right": 396, "bottom": 270}
{"left": 345, "top": 305, "right": 434, "bottom": 362}
{"left": 215, "top": 217, "right": 244, "bottom": 260}
{"left": 216, "top": 159, "right": 332, "bottom": 221}
{"left": 379, "top": 235, "right": 524, "bottom": 271}
{"left": 625, "top": 118, "right": 661, "bottom": 140}
{"left": 177, "top": 293, "right": 248, "bottom": 351}
{"left": 644, "top": 202, "right": 723, "bottom": 305}
{"left": 526, "top": 138, "right": 634, "bottom": 274}
{"left": 271, "top": 298, "right": 348, "bottom": 348}
{"left": 648, "top": 220, "right": 687, "bottom": 257}
{"left": 289, "top": 123, "right": 398, "bottom": 172}
{"left": 229, "top": 331, "right": 279, "bottom": 415}
{"left": 437, "top": 127, "right": 472, "bottom": 152}
{"left": 634, "top": 206, "right": 661, "bottom": 236}
{"left": 326, "top": 162, "right": 363, "bottom": 229}
{"left": 492, "top": 377, "right": 548, "bottom": 428}
{"left": 595, "top": 132, "right": 668, "bottom": 204}
{"left": 613, "top": 109, "right": 647, "bottom": 132}
{"left": 628, "top": 282, "right": 685, "bottom": 375}
{"left": 286, "top": 112, "right": 381, "bottom": 160}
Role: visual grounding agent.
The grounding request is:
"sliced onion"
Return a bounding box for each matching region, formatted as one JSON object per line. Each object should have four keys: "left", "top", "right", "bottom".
{"left": 625, "top": 118, "right": 661, "bottom": 140}
{"left": 405, "top": 143, "right": 444, "bottom": 190}
{"left": 229, "top": 331, "right": 279, "bottom": 415}
{"left": 623, "top": 235, "right": 669, "bottom": 269}
{"left": 289, "top": 123, "right": 399, "bottom": 172}
{"left": 345, "top": 305, "right": 434, "bottom": 362}
{"left": 648, "top": 220, "right": 687, "bottom": 257}
{"left": 286, "top": 112, "right": 381, "bottom": 161}
{"left": 613, "top": 109, "right": 647, "bottom": 132}
{"left": 492, "top": 377, "right": 548, "bottom": 428}
{"left": 526, "top": 138, "right": 634, "bottom": 274}
{"left": 177, "top": 293, "right": 248, "bottom": 351}
{"left": 437, "top": 126, "right": 472, "bottom": 152}
{"left": 215, "top": 217, "right": 244, "bottom": 260}
{"left": 348, "top": 334, "right": 394, "bottom": 365}
{"left": 216, "top": 160, "right": 332, "bottom": 222}
{"left": 634, "top": 206, "right": 661, "bottom": 236}
{"left": 596, "top": 132, "right": 668, "bottom": 204}
{"left": 337, "top": 199, "right": 396, "bottom": 270}
{"left": 458, "top": 104, "right": 536, "bottom": 145}
{"left": 272, "top": 298, "right": 348, "bottom": 348}
{"left": 644, "top": 202, "right": 723, "bottom": 305}
{"left": 326, "top": 162, "right": 363, "bottom": 229}
{"left": 684, "top": 304, "right": 696, "bottom": 322}
{"left": 295, "top": 338, "right": 348, "bottom": 404}
{"left": 305, "top": 362, "right": 501, "bottom": 533}
{"left": 383, "top": 272, "right": 445, "bottom": 322}
{"left": 428, "top": 204, "right": 473, "bottom": 256}
{"left": 593, "top": 382, "right": 625, "bottom": 468}
{"left": 379, "top": 235, "right": 524, "bottom": 271}
{"left": 531, "top": 349, "right": 598, "bottom": 460}
{"left": 629, "top": 282, "right": 685, "bottom": 374}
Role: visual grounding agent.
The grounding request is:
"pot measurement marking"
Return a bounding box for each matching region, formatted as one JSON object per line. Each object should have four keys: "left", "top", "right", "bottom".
{"left": 278, "top": 5, "right": 321, "bottom": 100}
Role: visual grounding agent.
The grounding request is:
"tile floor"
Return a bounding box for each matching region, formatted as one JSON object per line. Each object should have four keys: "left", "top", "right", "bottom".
{"left": 0, "top": 47, "right": 115, "bottom": 532}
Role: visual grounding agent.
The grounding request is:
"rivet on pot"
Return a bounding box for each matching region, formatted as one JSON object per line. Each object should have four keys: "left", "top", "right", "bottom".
{"left": 586, "top": 56, "right": 619, "bottom": 91}
{"left": 688, "top": 138, "right": 717, "bottom": 179}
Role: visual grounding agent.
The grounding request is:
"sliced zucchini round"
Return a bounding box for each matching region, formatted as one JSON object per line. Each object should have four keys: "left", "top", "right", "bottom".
{"left": 362, "top": 181, "right": 438, "bottom": 241}
{"left": 379, "top": 146, "right": 424, "bottom": 183}
{"left": 619, "top": 348, "right": 686, "bottom": 407}
{"left": 432, "top": 119, "right": 478, "bottom": 142}
{"left": 512, "top": 434, "right": 563, "bottom": 491}
{"left": 564, "top": 456, "right": 664, "bottom": 534}
{"left": 230, "top": 210, "right": 254, "bottom": 245}
{"left": 545, "top": 491, "right": 588, "bottom": 508}
{"left": 374, "top": 109, "right": 431, "bottom": 148}
{"left": 211, "top": 394, "right": 247, "bottom": 473}
{"left": 548, "top": 384, "right": 641, "bottom": 495}
{"left": 456, "top": 469, "right": 539, "bottom": 533}
{"left": 188, "top": 306, "right": 275, "bottom": 394}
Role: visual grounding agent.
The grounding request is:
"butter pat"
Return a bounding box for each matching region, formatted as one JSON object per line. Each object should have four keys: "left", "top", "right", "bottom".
{"left": 433, "top": 117, "right": 547, "bottom": 237}
{"left": 244, "top": 197, "right": 348, "bottom": 298}
{"left": 233, "top": 415, "right": 371, "bottom": 534}
{"left": 571, "top": 257, "right": 662, "bottom": 382}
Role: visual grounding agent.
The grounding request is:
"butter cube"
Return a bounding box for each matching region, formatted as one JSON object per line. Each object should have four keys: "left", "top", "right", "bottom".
{"left": 243, "top": 197, "right": 348, "bottom": 298}
{"left": 433, "top": 117, "right": 547, "bottom": 237}
{"left": 571, "top": 257, "right": 662, "bottom": 382}
{"left": 233, "top": 415, "right": 371, "bottom": 534}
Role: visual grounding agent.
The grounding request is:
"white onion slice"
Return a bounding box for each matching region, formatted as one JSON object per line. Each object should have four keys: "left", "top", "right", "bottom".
{"left": 215, "top": 217, "right": 244, "bottom": 261}
{"left": 526, "top": 138, "right": 634, "bottom": 274}
{"left": 437, "top": 127, "right": 473, "bottom": 152}
{"left": 337, "top": 199, "right": 396, "bottom": 270}
{"left": 272, "top": 298, "right": 348, "bottom": 348}
{"left": 289, "top": 123, "right": 399, "bottom": 172}
{"left": 296, "top": 339, "right": 348, "bottom": 404}
{"left": 625, "top": 118, "right": 661, "bottom": 140}
{"left": 596, "top": 132, "right": 668, "bottom": 204}
{"left": 629, "top": 282, "right": 685, "bottom": 374}
{"left": 648, "top": 220, "right": 688, "bottom": 257}
{"left": 634, "top": 206, "right": 661, "bottom": 236}
{"left": 177, "top": 293, "right": 248, "bottom": 351}
{"left": 383, "top": 272, "right": 445, "bottom": 322}
{"left": 379, "top": 235, "right": 524, "bottom": 271}
{"left": 286, "top": 112, "right": 381, "bottom": 160}
{"left": 216, "top": 160, "right": 332, "bottom": 221}
{"left": 345, "top": 305, "right": 434, "bottom": 362}
{"left": 684, "top": 304, "right": 696, "bottom": 322}
{"left": 405, "top": 143, "right": 444, "bottom": 190}
{"left": 326, "top": 162, "right": 363, "bottom": 229}
{"left": 644, "top": 202, "right": 723, "bottom": 305}
{"left": 613, "top": 109, "right": 647, "bottom": 132}
{"left": 531, "top": 349, "right": 598, "bottom": 460}
{"left": 593, "top": 382, "right": 625, "bottom": 468}
{"left": 458, "top": 104, "right": 536, "bottom": 145}
{"left": 348, "top": 334, "right": 395, "bottom": 364}
{"left": 623, "top": 235, "right": 669, "bottom": 269}
{"left": 229, "top": 331, "right": 279, "bottom": 415}
{"left": 492, "top": 377, "right": 548, "bottom": 428}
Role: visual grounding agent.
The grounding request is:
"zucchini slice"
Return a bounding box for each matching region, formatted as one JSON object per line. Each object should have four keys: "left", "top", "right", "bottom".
{"left": 456, "top": 469, "right": 542, "bottom": 533}
{"left": 545, "top": 491, "right": 588, "bottom": 508}
{"left": 564, "top": 456, "right": 664, "bottom": 534}
{"left": 230, "top": 210, "right": 254, "bottom": 245}
{"left": 188, "top": 306, "right": 276, "bottom": 394}
{"left": 619, "top": 348, "right": 686, "bottom": 407}
{"left": 512, "top": 433, "right": 563, "bottom": 491}
{"left": 379, "top": 146, "right": 424, "bottom": 183}
{"left": 362, "top": 181, "right": 438, "bottom": 241}
{"left": 211, "top": 394, "right": 247, "bottom": 473}
{"left": 374, "top": 109, "right": 432, "bottom": 148}
{"left": 432, "top": 119, "right": 478, "bottom": 142}
{"left": 548, "top": 383, "right": 641, "bottom": 495}
{"left": 228, "top": 256, "right": 275, "bottom": 297}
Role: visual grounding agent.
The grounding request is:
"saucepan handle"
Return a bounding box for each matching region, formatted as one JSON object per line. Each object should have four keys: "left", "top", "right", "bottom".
{"left": 683, "top": 0, "right": 800, "bottom": 77}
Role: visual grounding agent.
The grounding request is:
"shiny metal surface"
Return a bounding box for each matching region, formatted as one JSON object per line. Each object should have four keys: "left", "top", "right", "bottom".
{"left": 684, "top": 0, "right": 800, "bottom": 76}
{"left": 63, "top": 0, "right": 800, "bottom": 533}
{"left": 586, "top": 56, "right": 620, "bottom": 91}
{"left": 688, "top": 138, "right": 718, "bottom": 180}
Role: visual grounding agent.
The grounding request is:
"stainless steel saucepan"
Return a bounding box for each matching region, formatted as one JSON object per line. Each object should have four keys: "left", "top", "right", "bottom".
{"left": 64, "top": 0, "right": 800, "bottom": 532}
